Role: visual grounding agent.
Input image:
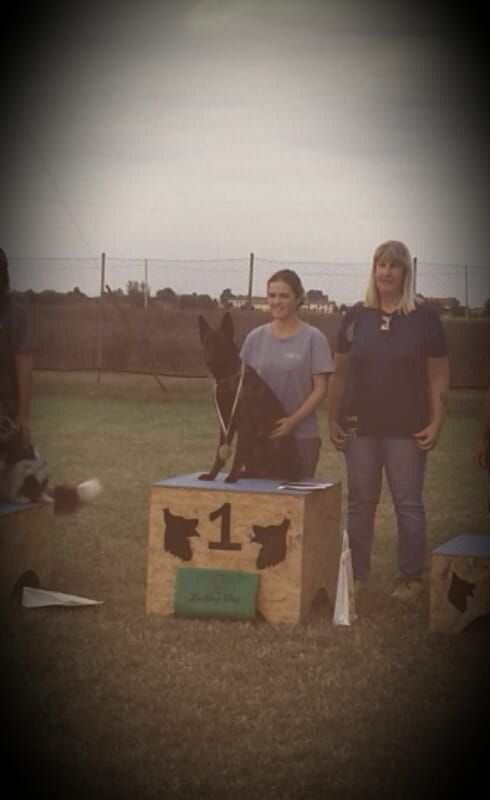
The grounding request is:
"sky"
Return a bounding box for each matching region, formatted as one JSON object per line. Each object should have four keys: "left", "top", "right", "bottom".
{"left": 1, "top": 1, "right": 489, "bottom": 303}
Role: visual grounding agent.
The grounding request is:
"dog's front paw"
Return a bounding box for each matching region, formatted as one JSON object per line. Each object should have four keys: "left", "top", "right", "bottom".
{"left": 198, "top": 472, "right": 215, "bottom": 481}
{"left": 224, "top": 474, "right": 239, "bottom": 484}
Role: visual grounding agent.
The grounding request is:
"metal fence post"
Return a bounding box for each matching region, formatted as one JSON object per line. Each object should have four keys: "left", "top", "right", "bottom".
{"left": 247, "top": 252, "right": 254, "bottom": 308}
{"left": 144, "top": 258, "right": 149, "bottom": 310}
{"left": 97, "top": 252, "right": 106, "bottom": 385}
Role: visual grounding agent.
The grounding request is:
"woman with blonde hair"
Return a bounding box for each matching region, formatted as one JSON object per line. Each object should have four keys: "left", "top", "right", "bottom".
{"left": 328, "top": 240, "right": 450, "bottom": 603}
{"left": 364, "top": 240, "right": 418, "bottom": 313}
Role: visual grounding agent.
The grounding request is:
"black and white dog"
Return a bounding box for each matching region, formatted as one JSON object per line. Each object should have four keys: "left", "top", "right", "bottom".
{"left": 0, "top": 417, "right": 102, "bottom": 513}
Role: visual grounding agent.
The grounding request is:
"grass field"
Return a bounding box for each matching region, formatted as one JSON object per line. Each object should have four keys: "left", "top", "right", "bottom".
{"left": 2, "top": 371, "right": 489, "bottom": 799}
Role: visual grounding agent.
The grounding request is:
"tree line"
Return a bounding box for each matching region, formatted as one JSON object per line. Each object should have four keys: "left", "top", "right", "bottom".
{"left": 12, "top": 281, "right": 490, "bottom": 317}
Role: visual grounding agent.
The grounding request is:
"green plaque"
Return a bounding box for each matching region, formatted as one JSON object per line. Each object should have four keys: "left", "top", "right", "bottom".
{"left": 173, "top": 567, "right": 259, "bottom": 620}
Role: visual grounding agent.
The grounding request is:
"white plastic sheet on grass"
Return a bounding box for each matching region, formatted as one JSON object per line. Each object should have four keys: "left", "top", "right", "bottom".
{"left": 22, "top": 587, "right": 103, "bottom": 608}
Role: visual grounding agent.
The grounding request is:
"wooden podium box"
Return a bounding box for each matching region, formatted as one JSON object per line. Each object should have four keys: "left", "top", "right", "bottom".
{"left": 0, "top": 501, "right": 53, "bottom": 604}
{"left": 430, "top": 534, "right": 490, "bottom": 634}
{"left": 146, "top": 473, "right": 342, "bottom": 624}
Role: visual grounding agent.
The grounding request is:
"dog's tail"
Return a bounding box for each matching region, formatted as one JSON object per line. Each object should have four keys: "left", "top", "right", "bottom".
{"left": 43, "top": 478, "right": 103, "bottom": 514}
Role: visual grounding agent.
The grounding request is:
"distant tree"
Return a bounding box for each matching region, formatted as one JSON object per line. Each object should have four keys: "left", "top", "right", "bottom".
{"left": 179, "top": 294, "right": 198, "bottom": 310}
{"left": 176, "top": 292, "right": 217, "bottom": 310}
{"left": 425, "top": 297, "right": 460, "bottom": 316}
{"left": 21, "top": 289, "right": 36, "bottom": 302}
{"left": 66, "top": 286, "right": 88, "bottom": 302}
{"left": 156, "top": 287, "right": 178, "bottom": 307}
{"left": 220, "top": 288, "right": 234, "bottom": 309}
{"left": 35, "top": 289, "right": 66, "bottom": 304}
{"left": 196, "top": 294, "right": 217, "bottom": 310}
{"left": 126, "top": 280, "right": 149, "bottom": 306}
{"left": 306, "top": 289, "right": 325, "bottom": 302}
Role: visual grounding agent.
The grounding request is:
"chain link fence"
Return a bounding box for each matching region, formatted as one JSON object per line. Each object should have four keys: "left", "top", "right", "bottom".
{"left": 8, "top": 253, "right": 490, "bottom": 310}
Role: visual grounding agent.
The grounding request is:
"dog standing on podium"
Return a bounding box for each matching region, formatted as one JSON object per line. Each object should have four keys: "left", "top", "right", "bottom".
{"left": 198, "top": 312, "right": 300, "bottom": 483}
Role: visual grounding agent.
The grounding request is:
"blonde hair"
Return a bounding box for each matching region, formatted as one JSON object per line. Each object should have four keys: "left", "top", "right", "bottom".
{"left": 364, "top": 240, "right": 419, "bottom": 315}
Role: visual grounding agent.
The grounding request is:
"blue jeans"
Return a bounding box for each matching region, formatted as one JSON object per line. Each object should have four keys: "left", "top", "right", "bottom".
{"left": 296, "top": 437, "right": 321, "bottom": 479}
{"left": 344, "top": 437, "right": 427, "bottom": 582}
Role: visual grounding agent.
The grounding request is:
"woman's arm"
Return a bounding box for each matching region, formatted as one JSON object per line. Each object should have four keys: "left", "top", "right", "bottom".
{"left": 270, "top": 373, "right": 329, "bottom": 438}
{"left": 326, "top": 352, "right": 349, "bottom": 451}
{"left": 473, "top": 386, "right": 490, "bottom": 469}
{"left": 15, "top": 352, "right": 33, "bottom": 447}
{"left": 413, "top": 355, "right": 450, "bottom": 450}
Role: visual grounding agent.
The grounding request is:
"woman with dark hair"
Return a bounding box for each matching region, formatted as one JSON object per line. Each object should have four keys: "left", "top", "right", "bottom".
{"left": 327, "top": 240, "right": 450, "bottom": 603}
{"left": 240, "top": 268, "right": 333, "bottom": 479}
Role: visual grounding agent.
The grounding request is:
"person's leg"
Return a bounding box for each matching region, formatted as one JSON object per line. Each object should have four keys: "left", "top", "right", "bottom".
{"left": 295, "top": 437, "right": 321, "bottom": 479}
{"left": 382, "top": 438, "right": 427, "bottom": 581}
{"left": 344, "top": 437, "right": 383, "bottom": 582}
{"left": 486, "top": 439, "right": 490, "bottom": 514}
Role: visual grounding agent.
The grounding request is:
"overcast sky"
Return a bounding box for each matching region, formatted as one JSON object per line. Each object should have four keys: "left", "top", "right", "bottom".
{"left": 1, "top": 1, "right": 489, "bottom": 301}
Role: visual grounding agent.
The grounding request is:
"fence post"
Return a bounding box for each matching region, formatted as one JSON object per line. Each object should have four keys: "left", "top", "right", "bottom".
{"left": 464, "top": 264, "right": 469, "bottom": 320}
{"left": 247, "top": 252, "right": 254, "bottom": 308}
{"left": 96, "top": 252, "right": 106, "bottom": 385}
{"left": 144, "top": 258, "right": 149, "bottom": 310}
{"left": 413, "top": 256, "right": 417, "bottom": 294}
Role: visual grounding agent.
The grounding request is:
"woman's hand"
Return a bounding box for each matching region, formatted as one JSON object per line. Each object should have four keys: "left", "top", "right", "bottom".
{"left": 413, "top": 421, "right": 442, "bottom": 451}
{"left": 328, "top": 419, "right": 348, "bottom": 451}
{"left": 270, "top": 417, "right": 295, "bottom": 438}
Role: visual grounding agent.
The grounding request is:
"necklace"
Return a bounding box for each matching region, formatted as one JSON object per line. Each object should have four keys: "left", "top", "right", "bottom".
{"left": 214, "top": 361, "right": 245, "bottom": 461}
{"left": 380, "top": 313, "right": 392, "bottom": 332}
{"left": 379, "top": 308, "right": 398, "bottom": 332}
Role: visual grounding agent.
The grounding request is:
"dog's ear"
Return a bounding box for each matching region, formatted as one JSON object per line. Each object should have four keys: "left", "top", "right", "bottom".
{"left": 220, "top": 311, "right": 234, "bottom": 338}
{"left": 198, "top": 315, "right": 211, "bottom": 344}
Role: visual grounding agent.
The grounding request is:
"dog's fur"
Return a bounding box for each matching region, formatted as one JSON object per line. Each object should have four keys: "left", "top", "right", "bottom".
{"left": 198, "top": 312, "right": 300, "bottom": 483}
{"left": 0, "top": 423, "right": 102, "bottom": 513}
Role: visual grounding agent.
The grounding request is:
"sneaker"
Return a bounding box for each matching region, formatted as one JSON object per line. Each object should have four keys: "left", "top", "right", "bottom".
{"left": 391, "top": 580, "right": 423, "bottom": 603}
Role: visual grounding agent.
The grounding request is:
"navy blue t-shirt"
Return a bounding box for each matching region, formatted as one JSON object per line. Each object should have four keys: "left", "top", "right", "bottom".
{"left": 336, "top": 302, "right": 447, "bottom": 437}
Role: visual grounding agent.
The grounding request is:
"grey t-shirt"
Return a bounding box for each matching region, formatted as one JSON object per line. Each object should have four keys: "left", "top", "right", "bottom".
{"left": 240, "top": 322, "right": 333, "bottom": 439}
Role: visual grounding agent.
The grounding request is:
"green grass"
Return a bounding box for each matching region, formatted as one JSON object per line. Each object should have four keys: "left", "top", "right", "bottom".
{"left": 1, "top": 372, "right": 489, "bottom": 800}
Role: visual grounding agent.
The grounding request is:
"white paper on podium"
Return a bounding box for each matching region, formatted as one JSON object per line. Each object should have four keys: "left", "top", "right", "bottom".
{"left": 22, "top": 587, "right": 103, "bottom": 608}
{"left": 277, "top": 481, "right": 334, "bottom": 491}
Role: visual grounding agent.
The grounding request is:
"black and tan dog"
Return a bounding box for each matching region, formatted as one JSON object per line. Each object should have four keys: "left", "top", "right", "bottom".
{"left": 198, "top": 312, "right": 300, "bottom": 483}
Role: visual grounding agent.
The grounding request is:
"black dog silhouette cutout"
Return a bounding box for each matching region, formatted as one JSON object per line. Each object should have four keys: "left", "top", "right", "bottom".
{"left": 251, "top": 518, "right": 290, "bottom": 569}
{"left": 163, "top": 508, "right": 200, "bottom": 562}
{"left": 448, "top": 571, "right": 476, "bottom": 613}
